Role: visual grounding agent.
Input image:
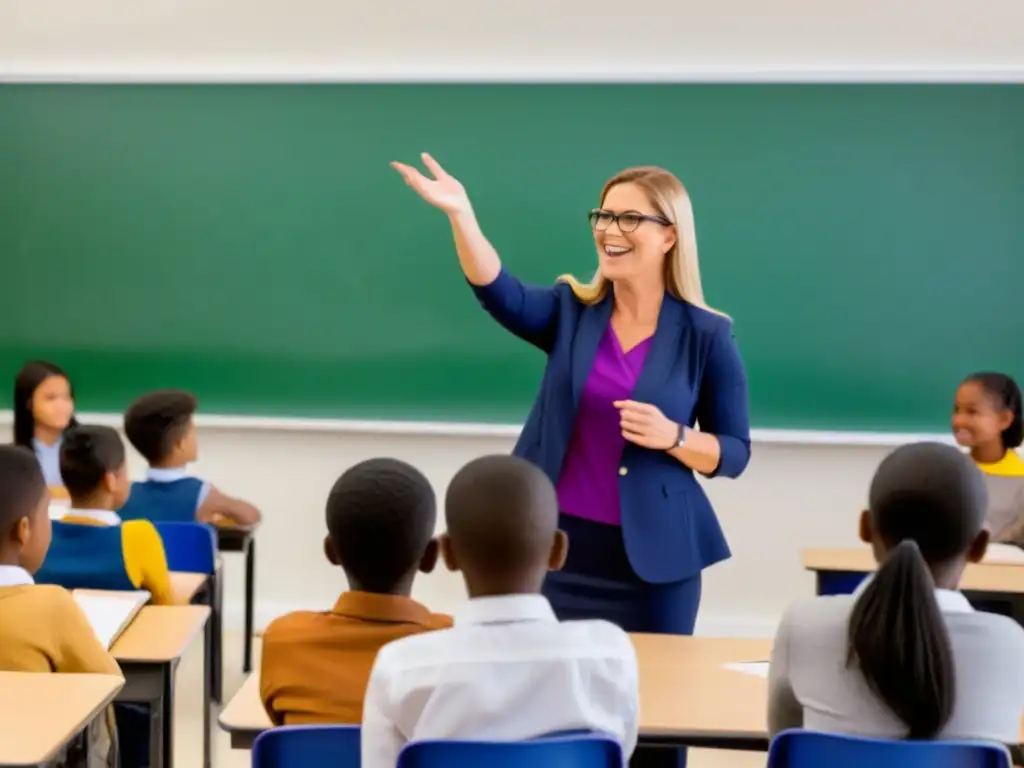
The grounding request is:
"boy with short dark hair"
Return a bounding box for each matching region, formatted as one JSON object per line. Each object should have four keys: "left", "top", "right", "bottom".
{"left": 119, "top": 389, "right": 261, "bottom": 526}
{"left": 35, "top": 425, "right": 177, "bottom": 604}
{"left": 0, "top": 445, "right": 121, "bottom": 768}
{"left": 361, "top": 455, "right": 640, "bottom": 768}
{"left": 260, "top": 457, "right": 451, "bottom": 725}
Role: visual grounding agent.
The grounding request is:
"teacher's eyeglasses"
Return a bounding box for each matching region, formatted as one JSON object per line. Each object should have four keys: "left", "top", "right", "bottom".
{"left": 589, "top": 209, "right": 672, "bottom": 233}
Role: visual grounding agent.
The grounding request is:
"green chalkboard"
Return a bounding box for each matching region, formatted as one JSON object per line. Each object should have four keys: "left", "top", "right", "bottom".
{"left": 0, "top": 83, "right": 1021, "bottom": 431}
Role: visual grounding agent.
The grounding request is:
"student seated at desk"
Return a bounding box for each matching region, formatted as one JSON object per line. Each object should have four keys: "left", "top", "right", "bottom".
{"left": 361, "top": 455, "right": 639, "bottom": 768}
{"left": 35, "top": 426, "right": 176, "bottom": 605}
{"left": 12, "top": 360, "right": 78, "bottom": 493}
{"left": 118, "top": 389, "right": 261, "bottom": 526}
{"left": 769, "top": 442, "right": 1024, "bottom": 744}
{"left": 260, "top": 458, "right": 451, "bottom": 725}
{"left": 953, "top": 372, "right": 1024, "bottom": 545}
{"left": 0, "top": 445, "right": 120, "bottom": 768}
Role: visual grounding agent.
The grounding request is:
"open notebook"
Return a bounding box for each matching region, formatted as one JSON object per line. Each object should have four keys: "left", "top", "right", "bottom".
{"left": 723, "top": 661, "right": 769, "bottom": 679}
{"left": 72, "top": 591, "right": 150, "bottom": 649}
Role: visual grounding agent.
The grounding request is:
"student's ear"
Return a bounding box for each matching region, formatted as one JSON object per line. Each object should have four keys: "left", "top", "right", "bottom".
{"left": 857, "top": 509, "right": 873, "bottom": 545}
{"left": 418, "top": 538, "right": 439, "bottom": 574}
{"left": 12, "top": 516, "right": 30, "bottom": 548}
{"left": 966, "top": 527, "right": 990, "bottom": 564}
{"left": 101, "top": 470, "right": 118, "bottom": 495}
{"left": 997, "top": 408, "right": 1015, "bottom": 434}
{"left": 439, "top": 533, "right": 460, "bottom": 572}
{"left": 322, "top": 535, "right": 341, "bottom": 566}
{"left": 548, "top": 529, "right": 568, "bottom": 572}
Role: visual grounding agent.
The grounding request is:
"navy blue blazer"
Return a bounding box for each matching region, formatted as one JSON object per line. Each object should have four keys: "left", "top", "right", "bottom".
{"left": 471, "top": 269, "right": 751, "bottom": 584}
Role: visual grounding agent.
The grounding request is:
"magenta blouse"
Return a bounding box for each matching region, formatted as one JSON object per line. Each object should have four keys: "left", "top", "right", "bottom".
{"left": 556, "top": 326, "right": 653, "bottom": 525}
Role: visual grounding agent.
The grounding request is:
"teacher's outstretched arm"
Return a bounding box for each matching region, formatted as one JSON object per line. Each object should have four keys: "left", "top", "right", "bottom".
{"left": 392, "top": 153, "right": 559, "bottom": 351}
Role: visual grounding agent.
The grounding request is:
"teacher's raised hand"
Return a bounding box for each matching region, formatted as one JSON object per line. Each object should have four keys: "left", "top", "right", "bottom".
{"left": 391, "top": 153, "right": 500, "bottom": 286}
{"left": 391, "top": 153, "right": 470, "bottom": 216}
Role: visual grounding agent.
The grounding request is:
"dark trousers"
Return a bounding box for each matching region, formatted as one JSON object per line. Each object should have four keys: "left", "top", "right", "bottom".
{"left": 543, "top": 514, "right": 702, "bottom": 768}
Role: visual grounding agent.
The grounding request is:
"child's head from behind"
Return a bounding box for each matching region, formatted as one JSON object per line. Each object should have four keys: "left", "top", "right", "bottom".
{"left": 860, "top": 440, "right": 989, "bottom": 574}
{"left": 124, "top": 390, "right": 199, "bottom": 468}
{"left": 325, "top": 458, "right": 438, "bottom": 595}
{"left": 953, "top": 372, "right": 1022, "bottom": 458}
{"left": 849, "top": 441, "right": 990, "bottom": 740}
{"left": 0, "top": 445, "right": 50, "bottom": 572}
{"left": 442, "top": 455, "right": 566, "bottom": 597}
{"left": 13, "top": 360, "right": 76, "bottom": 449}
{"left": 60, "top": 426, "right": 131, "bottom": 510}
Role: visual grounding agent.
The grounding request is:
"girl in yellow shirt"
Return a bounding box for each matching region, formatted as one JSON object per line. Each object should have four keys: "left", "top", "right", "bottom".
{"left": 953, "top": 372, "right": 1024, "bottom": 543}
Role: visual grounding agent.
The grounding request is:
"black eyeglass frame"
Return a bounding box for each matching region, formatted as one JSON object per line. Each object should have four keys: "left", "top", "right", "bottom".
{"left": 588, "top": 208, "right": 672, "bottom": 233}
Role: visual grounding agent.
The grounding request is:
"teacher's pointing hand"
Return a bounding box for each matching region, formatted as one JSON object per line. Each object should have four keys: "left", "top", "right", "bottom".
{"left": 391, "top": 153, "right": 470, "bottom": 216}
{"left": 615, "top": 400, "right": 680, "bottom": 451}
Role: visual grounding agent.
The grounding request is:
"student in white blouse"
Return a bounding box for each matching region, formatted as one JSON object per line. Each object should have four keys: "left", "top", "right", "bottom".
{"left": 769, "top": 442, "right": 1024, "bottom": 744}
{"left": 361, "top": 455, "right": 639, "bottom": 768}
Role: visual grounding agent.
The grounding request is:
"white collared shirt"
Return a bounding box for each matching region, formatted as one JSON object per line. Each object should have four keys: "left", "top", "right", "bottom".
{"left": 146, "top": 467, "right": 211, "bottom": 507}
{"left": 0, "top": 566, "right": 35, "bottom": 586}
{"left": 63, "top": 508, "right": 122, "bottom": 526}
{"left": 769, "top": 588, "right": 1024, "bottom": 742}
{"left": 361, "top": 594, "right": 639, "bottom": 768}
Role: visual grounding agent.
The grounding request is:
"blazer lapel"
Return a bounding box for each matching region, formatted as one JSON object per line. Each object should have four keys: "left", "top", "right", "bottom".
{"left": 572, "top": 296, "right": 613, "bottom": 408}
{"left": 631, "top": 295, "right": 684, "bottom": 406}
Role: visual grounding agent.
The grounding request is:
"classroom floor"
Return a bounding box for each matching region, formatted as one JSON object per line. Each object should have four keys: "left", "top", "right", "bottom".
{"left": 176, "top": 633, "right": 766, "bottom": 768}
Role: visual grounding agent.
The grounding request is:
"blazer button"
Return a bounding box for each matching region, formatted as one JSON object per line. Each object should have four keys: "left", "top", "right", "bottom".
{"left": 618, "top": 466, "right": 628, "bottom": 476}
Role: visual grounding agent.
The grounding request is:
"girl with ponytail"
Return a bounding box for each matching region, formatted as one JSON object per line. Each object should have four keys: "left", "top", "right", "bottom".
{"left": 769, "top": 442, "right": 1024, "bottom": 744}
{"left": 953, "top": 372, "right": 1024, "bottom": 544}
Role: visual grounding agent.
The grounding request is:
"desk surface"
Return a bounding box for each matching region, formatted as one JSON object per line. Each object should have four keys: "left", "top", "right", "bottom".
{"left": 220, "top": 635, "right": 772, "bottom": 748}
{"left": 802, "top": 547, "right": 1024, "bottom": 594}
{"left": 111, "top": 604, "right": 210, "bottom": 663}
{"left": 0, "top": 672, "right": 124, "bottom": 766}
{"left": 170, "top": 571, "right": 208, "bottom": 603}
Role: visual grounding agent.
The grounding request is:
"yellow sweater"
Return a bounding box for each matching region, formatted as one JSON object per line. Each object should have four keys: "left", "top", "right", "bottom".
{"left": 0, "top": 585, "right": 122, "bottom": 675}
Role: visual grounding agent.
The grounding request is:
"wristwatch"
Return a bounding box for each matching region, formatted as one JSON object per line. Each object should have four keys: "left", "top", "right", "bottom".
{"left": 672, "top": 423, "right": 686, "bottom": 450}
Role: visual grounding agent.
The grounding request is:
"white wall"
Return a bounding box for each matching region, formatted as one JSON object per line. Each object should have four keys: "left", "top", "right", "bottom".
{"left": 0, "top": 0, "right": 1021, "bottom": 80}
{"left": 0, "top": 0, "right": 1014, "bottom": 635}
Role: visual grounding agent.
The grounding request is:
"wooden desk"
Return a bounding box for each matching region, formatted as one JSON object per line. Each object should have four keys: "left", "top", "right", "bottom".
{"left": 216, "top": 524, "right": 258, "bottom": 673}
{"left": 111, "top": 605, "right": 211, "bottom": 768}
{"left": 0, "top": 672, "right": 123, "bottom": 767}
{"left": 170, "top": 571, "right": 208, "bottom": 603}
{"left": 219, "top": 635, "right": 773, "bottom": 751}
{"left": 803, "top": 548, "right": 1024, "bottom": 594}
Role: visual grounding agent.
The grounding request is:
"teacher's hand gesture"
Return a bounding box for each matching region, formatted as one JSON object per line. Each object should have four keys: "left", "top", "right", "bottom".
{"left": 392, "top": 153, "right": 470, "bottom": 216}
{"left": 615, "top": 400, "right": 680, "bottom": 451}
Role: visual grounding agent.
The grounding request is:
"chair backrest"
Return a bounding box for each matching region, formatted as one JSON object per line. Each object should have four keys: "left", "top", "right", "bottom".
{"left": 397, "top": 734, "right": 623, "bottom": 768}
{"left": 153, "top": 521, "right": 217, "bottom": 574}
{"left": 251, "top": 725, "right": 361, "bottom": 768}
{"left": 768, "top": 730, "right": 1012, "bottom": 768}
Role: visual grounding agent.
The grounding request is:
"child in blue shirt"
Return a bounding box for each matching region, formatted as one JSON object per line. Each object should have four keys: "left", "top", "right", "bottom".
{"left": 119, "top": 390, "right": 261, "bottom": 526}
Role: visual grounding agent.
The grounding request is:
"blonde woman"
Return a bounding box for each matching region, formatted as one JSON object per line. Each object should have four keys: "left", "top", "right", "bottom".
{"left": 393, "top": 154, "right": 751, "bottom": 637}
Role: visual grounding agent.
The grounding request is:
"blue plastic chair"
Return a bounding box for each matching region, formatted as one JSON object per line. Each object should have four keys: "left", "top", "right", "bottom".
{"left": 768, "top": 730, "right": 1012, "bottom": 768}
{"left": 397, "top": 733, "right": 623, "bottom": 768}
{"left": 153, "top": 521, "right": 217, "bottom": 574}
{"left": 252, "top": 725, "right": 361, "bottom": 768}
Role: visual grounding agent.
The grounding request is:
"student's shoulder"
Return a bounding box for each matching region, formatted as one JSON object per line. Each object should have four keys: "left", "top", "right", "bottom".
{"left": 776, "top": 594, "right": 857, "bottom": 635}
{"left": 26, "top": 584, "right": 83, "bottom": 617}
{"left": 262, "top": 609, "right": 330, "bottom": 645}
{"left": 558, "top": 618, "right": 636, "bottom": 654}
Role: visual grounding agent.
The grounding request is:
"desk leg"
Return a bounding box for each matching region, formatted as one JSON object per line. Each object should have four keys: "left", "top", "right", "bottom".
{"left": 210, "top": 566, "right": 224, "bottom": 704}
{"left": 244, "top": 538, "right": 255, "bottom": 673}
{"left": 203, "top": 618, "right": 212, "bottom": 768}
{"left": 160, "top": 662, "right": 176, "bottom": 768}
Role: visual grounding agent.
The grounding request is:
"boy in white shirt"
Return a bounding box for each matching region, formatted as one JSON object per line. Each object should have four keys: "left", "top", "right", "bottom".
{"left": 361, "top": 454, "right": 639, "bottom": 768}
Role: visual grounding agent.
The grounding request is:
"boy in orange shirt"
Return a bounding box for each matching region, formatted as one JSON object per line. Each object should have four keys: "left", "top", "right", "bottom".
{"left": 260, "top": 458, "right": 451, "bottom": 725}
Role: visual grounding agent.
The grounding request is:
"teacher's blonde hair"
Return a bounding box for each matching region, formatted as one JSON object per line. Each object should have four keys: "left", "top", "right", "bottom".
{"left": 559, "top": 166, "right": 725, "bottom": 316}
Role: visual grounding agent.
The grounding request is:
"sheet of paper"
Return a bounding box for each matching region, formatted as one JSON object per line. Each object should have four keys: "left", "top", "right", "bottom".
{"left": 73, "top": 592, "right": 149, "bottom": 649}
{"left": 723, "top": 661, "right": 769, "bottom": 679}
{"left": 982, "top": 543, "right": 1024, "bottom": 565}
